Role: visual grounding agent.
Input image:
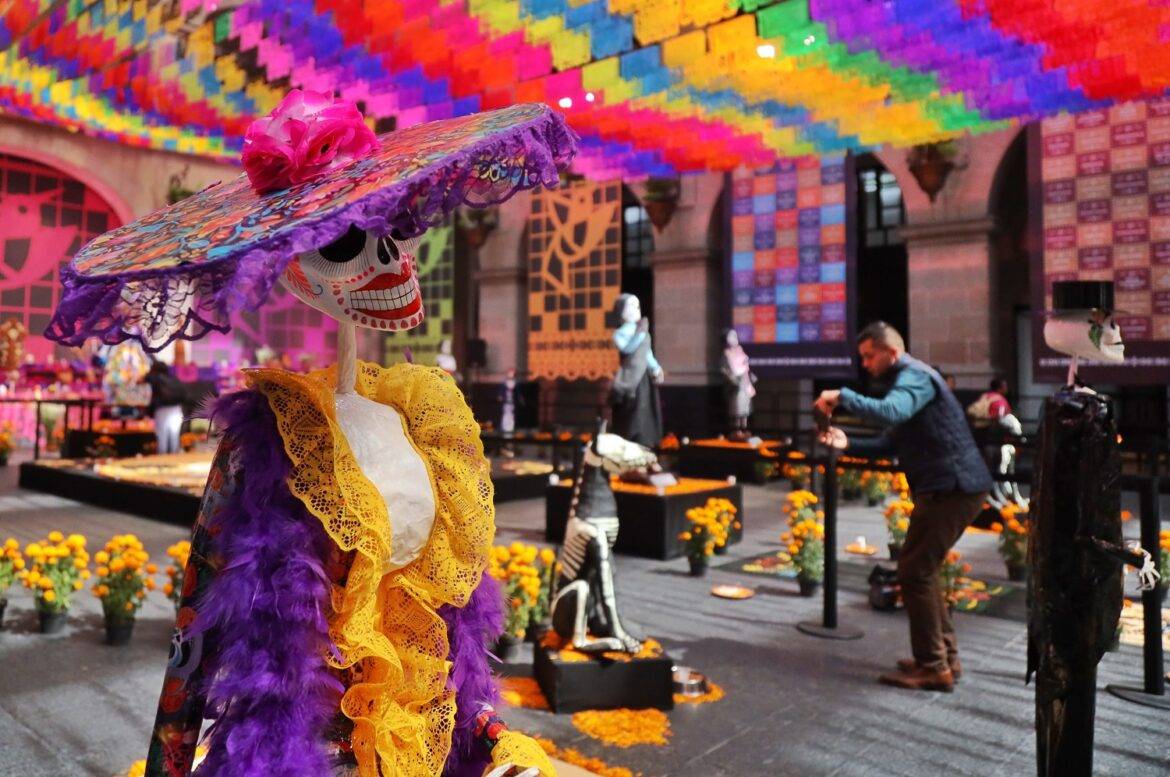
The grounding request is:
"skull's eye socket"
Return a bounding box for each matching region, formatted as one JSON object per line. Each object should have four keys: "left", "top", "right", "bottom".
{"left": 318, "top": 225, "right": 367, "bottom": 263}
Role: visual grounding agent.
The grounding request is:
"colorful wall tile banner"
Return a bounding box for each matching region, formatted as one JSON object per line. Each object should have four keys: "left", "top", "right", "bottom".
{"left": 527, "top": 179, "right": 622, "bottom": 380}
{"left": 1032, "top": 100, "right": 1170, "bottom": 384}
{"left": 383, "top": 220, "right": 456, "bottom": 365}
{"left": 726, "top": 154, "right": 855, "bottom": 377}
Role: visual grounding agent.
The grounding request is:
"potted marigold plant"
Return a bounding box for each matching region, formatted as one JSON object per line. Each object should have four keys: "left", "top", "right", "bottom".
{"left": 838, "top": 467, "right": 862, "bottom": 501}
{"left": 884, "top": 499, "right": 913, "bottom": 560}
{"left": 488, "top": 542, "right": 542, "bottom": 659}
{"left": 992, "top": 504, "right": 1028, "bottom": 582}
{"left": 92, "top": 534, "right": 157, "bottom": 645}
{"left": 782, "top": 490, "right": 824, "bottom": 595}
{"left": 709, "top": 497, "right": 741, "bottom": 553}
{"left": 0, "top": 421, "right": 15, "bottom": 465}
{"left": 782, "top": 453, "right": 811, "bottom": 490}
{"left": 861, "top": 471, "right": 891, "bottom": 506}
{"left": 0, "top": 538, "right": 25, "bottom": 628}
{"left": 891, "top": 472, "right": 910, "bottom": 499}
{"left": 527, "top": 546, "right": 558, "bottom": 643}
{"left": 162, "top": 540, "right": 191, "bottom": 613}
{"left": 680, "top": 501, "right": 729, "bottom": 575}
{"left": 17, "top": 531, "right": 90, "bottom": 633}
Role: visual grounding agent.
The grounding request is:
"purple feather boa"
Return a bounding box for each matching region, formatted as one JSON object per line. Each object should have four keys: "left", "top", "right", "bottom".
{"left": 192, "top": 389, "right": 343, "bottom": 776}
{"left": 441, "top": 574, "right": 506, "bottom": 777}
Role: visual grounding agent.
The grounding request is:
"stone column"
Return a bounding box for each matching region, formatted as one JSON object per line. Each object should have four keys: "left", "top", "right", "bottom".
{"left": 898, "top": 216, "right": 998, "bottom": 386}
{"left": 876, "top": 126, "right": 1021, "bottom": 389}
{"left": 636, "top": 173, "right": 724, "bottom": 385}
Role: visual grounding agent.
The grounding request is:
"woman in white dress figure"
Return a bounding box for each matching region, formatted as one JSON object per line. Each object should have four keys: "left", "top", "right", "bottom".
{"left": 721, "top": 328, "right": 756, "bottom": 438}
{"left": 609, "top": 294, "right": 664, "bottom": 446}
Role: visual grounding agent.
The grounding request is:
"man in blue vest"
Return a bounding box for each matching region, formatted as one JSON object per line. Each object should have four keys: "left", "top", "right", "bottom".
{"left": 815, "top": 321, "right": 992, "bottom": 692}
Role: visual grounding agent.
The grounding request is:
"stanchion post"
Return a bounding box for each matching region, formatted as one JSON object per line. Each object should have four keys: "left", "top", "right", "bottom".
{"left": 1138, "top": 467, "right": 1165, "bottom": 696}
{"left": 822, "top": 450, "right": 839, "bottom": 629}
{"left": 797, "top": 448, "right": 863, "bottom": 641}
{"left": 1106, "top": 448, "right": 1170, "bottom": 710}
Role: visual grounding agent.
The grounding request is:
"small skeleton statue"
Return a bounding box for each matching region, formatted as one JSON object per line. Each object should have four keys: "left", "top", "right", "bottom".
{"left": 1029, "top": 281, "right": 1160, "bottom": 777}
{"left": 551, "top": 421, "right": 656, "bottom": 653}
{"left": 721, "top": 328, "right": 756, "bottom": 439}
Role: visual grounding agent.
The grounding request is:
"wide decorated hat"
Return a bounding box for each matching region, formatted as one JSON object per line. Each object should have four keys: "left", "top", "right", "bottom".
{"left": 45, "top": 93, "right": 576, "bottom": 351}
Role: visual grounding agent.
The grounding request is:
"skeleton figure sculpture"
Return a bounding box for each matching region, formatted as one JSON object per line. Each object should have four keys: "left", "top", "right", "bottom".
{"left": 551, "top": 423, "right": 654, "bottom": 653}
{"left": 1029, "top": 281, "right": 1159, "bottom": 777}
{"left": 41, "top": 96, "right": 579, "bottom": 777}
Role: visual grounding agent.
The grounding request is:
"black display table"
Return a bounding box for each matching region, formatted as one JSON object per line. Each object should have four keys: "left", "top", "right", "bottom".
{"left": 62, "top": 429, "right": 156, "bottom": 459}
{"left": 491, "top": 459, "right": 557, "bottom": 503}
{"left": 677, "top": 439, "right": 790, "bottom": 484}
{"left": 19, "top": 461, "right": 200, "bottom": 525}
{"left": 534, "top": 639, "right": 674, "bottom": 713}
{"left": 545, "top": 478, "right": 743, "bottom": 560}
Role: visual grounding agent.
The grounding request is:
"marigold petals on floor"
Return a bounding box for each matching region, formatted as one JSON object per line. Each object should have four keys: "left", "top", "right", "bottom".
{"left": 534, "top": 737, "right": 641, "bottom": 777}
{"left": 571, "top": 708, "right": 671, "bottom": 748}
{"left": 500, "top": 676, "right": 550, "bottom": 710}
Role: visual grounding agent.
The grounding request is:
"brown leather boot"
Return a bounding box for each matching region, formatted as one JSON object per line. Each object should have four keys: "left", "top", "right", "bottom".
{"left": 879, "top": 665, "right": 955, "bottom": 692}
{"left": 896, "top": 657, "right": 962, "bottom": 680}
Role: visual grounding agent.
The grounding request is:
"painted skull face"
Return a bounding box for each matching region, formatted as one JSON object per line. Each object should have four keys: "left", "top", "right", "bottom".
{"left": 280, "top": 224, "right": 424, "bottom": 331}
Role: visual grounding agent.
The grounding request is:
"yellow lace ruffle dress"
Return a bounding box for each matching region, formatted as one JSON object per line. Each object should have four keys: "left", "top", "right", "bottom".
{"left": 248, "top": 361, "right": 553, "bottom": 777}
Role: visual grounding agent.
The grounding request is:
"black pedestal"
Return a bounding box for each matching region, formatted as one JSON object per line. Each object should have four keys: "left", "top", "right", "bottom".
{"left": 533, "top": 641, "right": 674, "bottom": 713}
{"left": 677, "top": 441, "right": 788, "bottom": 484}
{"left": 62, "top": 430, "right": 157, "bottom": 459}
{"left": 545, "top": 480, "right": 743, "bottom": 560}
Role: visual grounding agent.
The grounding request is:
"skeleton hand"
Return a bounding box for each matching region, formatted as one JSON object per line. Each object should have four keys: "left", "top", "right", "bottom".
{"left": 485, "top": 765, "right": 541, "bottom": 777}
{"left": 1134, "top": 548, "right": 1161, "bottom": 592}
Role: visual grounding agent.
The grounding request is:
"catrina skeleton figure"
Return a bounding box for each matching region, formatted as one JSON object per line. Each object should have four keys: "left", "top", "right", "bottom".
{"left": 44, "top": 92, "right": 577, "bottom": 777}
{"left": 1029, "top": 281, "right": 1159, "bottom": 777}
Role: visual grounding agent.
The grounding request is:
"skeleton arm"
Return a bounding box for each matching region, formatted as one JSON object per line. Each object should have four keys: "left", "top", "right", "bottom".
{"left": 1077, "top": 536, "right": 1161, "bottom": 591}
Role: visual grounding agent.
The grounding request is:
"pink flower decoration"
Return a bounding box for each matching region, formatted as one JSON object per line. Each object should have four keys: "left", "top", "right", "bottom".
{"left": 242, "top": 90, "right": 379, "bottom": 194}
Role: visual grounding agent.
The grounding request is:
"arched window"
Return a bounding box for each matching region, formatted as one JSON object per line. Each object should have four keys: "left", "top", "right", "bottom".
{"left": 0, "top": 153, "right": 122, "bottom": 343}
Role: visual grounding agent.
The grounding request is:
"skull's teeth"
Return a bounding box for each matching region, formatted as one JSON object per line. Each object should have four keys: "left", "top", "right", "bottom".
{"left": 351, "top": 281, "right": 417, "bottom": 311}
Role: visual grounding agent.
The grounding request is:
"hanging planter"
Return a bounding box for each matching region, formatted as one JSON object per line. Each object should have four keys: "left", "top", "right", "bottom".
{"left": 642, "top": 177, "right": 681, "bottom": 233}
{"left": 456, "top": 206, "right": 499, "bottom": 249}
{"left": 906, "top": 141, "right": 961, "bottom": 202}
{"left": 165, "top": 165, "right": 195, "bottom": 205}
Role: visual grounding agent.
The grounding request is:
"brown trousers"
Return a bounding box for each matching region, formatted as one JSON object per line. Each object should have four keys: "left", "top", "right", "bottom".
{"left": 896, "top": 490, "right": 987, "bottom": 672}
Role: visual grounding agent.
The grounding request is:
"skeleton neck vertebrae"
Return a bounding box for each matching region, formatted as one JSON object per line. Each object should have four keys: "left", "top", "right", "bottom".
{"left": 332, "top": 323, "right": 436, "bottom": 571}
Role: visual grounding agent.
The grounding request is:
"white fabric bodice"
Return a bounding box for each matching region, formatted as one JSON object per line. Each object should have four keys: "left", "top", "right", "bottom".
{"left": 333, "top": 391, "right": 436, "bottom": 571}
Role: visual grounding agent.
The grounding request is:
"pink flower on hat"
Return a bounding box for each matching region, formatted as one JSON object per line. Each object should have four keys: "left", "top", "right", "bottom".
{"left": 242, "top": 89, "right": 379, "bottom": 194}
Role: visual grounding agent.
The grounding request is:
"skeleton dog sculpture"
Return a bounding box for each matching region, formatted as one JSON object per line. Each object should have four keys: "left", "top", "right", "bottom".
{"left": 550, "top": 422, "right": 654, "bottom": 654}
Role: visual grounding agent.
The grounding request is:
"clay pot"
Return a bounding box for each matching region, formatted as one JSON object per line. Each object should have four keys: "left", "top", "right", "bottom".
{"left": 104, "top": 617, "right": 135, "bottom": 646}
{"left": 38, "top": 609, "right": 67, "bottom": 634}
{"left": 687, "top": 555, "right": 708, "bottom": 577}
{"left": 798, "top": 577, "right": 820, "bottom": 597}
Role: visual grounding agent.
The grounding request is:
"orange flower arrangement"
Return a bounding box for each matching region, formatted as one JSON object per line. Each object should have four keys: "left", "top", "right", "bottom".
{"left": 991, "top": 504, "right": 1029, "bottom": 567}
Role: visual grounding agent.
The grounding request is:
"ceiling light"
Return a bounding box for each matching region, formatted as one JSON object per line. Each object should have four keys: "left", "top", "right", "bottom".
{"left": 804, "top": 35, "right": 816, "bottom": 45}
{"left": 558, "top": 96, "right": 573, "bottom": 109}
{"left": 585, "top": 92, "right": 596, "bottom": 102}
{"left": 756, "top": 43, "right": 776, "bottom": 58}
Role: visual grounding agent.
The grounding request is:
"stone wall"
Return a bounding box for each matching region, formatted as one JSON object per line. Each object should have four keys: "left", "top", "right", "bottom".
{"left": 0, "top": 116, "right": 236, "bottom": 221}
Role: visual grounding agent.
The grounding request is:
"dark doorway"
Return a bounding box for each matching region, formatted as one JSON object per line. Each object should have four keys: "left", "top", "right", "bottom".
{"left": 854, "top": 153, "right": 908, "bottom": 350}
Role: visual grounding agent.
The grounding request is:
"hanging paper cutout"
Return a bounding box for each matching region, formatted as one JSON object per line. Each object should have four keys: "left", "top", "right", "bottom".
{"left": 527, "top": 180, "right": 622, "bottom": 380}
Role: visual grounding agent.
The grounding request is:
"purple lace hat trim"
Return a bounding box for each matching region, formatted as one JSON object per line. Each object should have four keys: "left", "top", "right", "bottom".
{"left": 45, "top": 106, "right": 576, "bottom": 352}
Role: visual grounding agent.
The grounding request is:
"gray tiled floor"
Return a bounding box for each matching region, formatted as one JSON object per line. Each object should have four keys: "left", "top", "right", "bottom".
{"left": 0, "top": 461, "right": 1167, "bottom": 776}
